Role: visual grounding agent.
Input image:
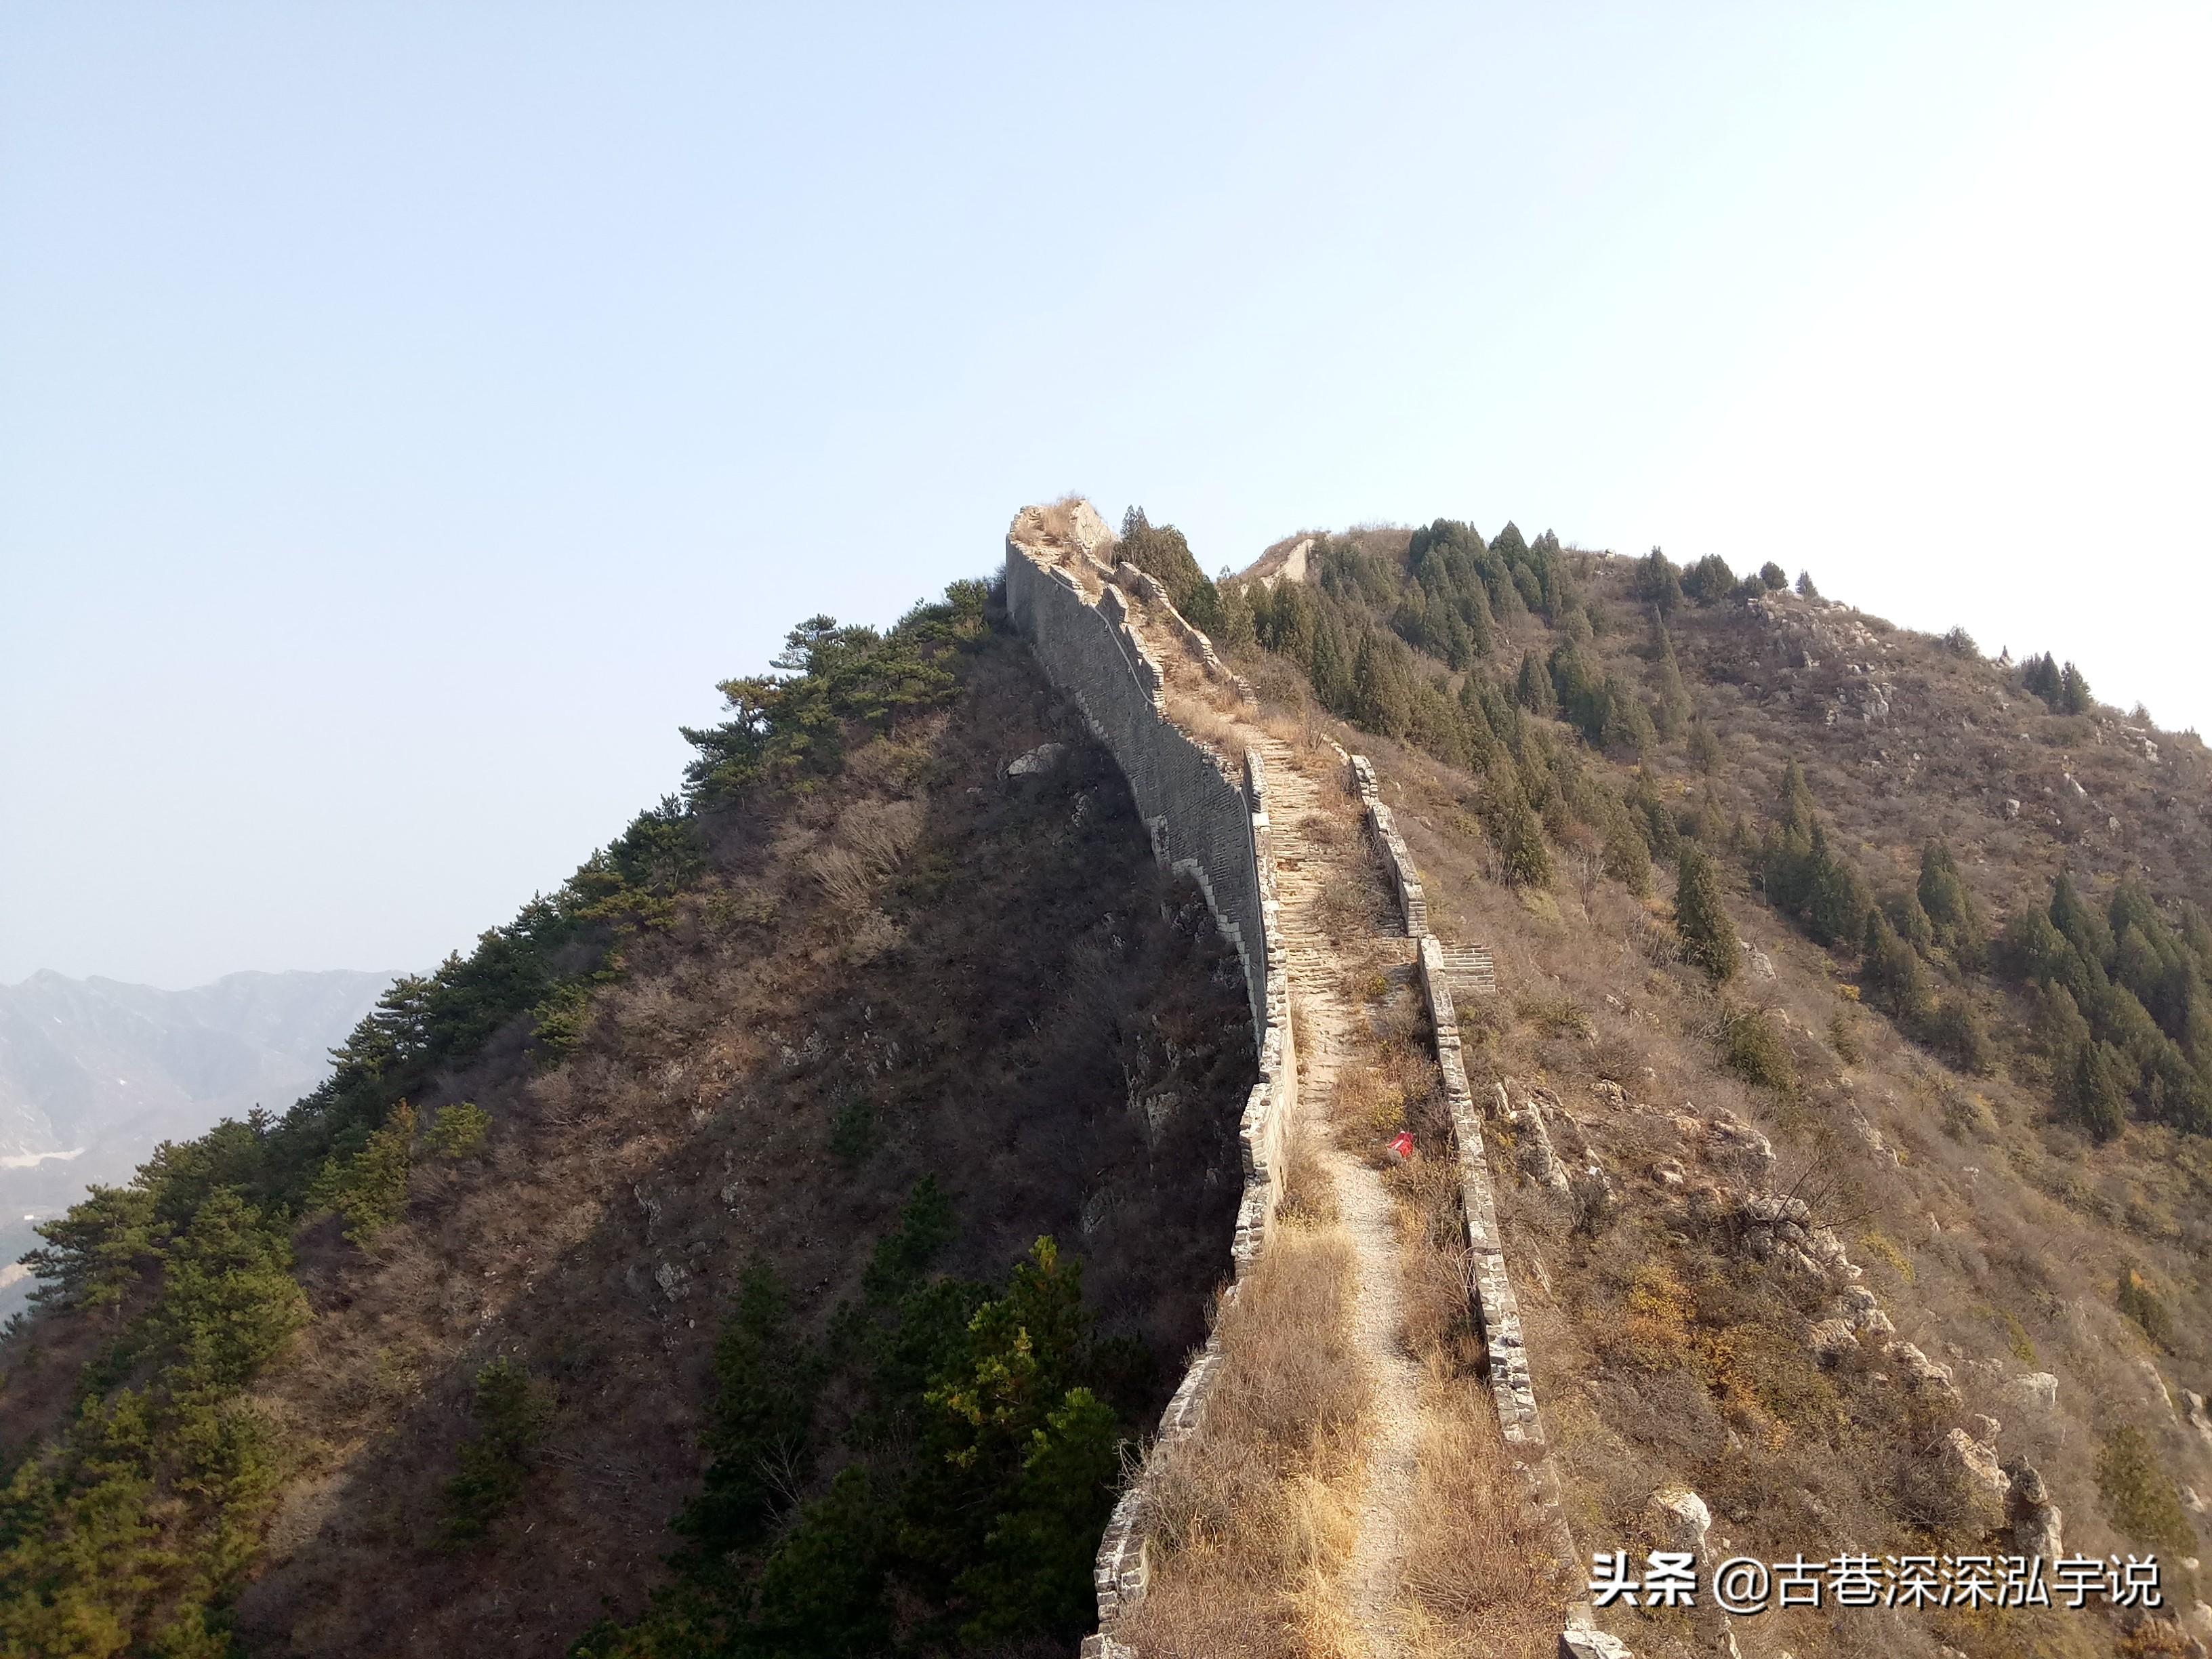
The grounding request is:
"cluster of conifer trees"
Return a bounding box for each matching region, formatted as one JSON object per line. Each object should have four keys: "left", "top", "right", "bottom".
{"left": 1210, "top": 516, "right": 2209, "bottom": 1146}
{"left": 2018, "top": 651, "right": 2093, "bottom": 716}
{"left": 3, "top": 583, "right": 1002, "bottom": 1654}
{"left": 577, "top": 1183, "right": 1134, "bottom": 1657}
{"left": 2002, "top": 874, "right": 2212, "bottom": 1139}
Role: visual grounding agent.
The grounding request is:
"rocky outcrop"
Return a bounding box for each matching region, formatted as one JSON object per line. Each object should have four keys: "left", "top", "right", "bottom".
{"left": 1647, "top": 1486, "right": 1711, "bottom": 1555}
{"left": 2003, "top": 1458, "right": 2065, "bottom": 1561}
{"left": 1944, "top": 1427, "right": 2009, "bottom": 1510}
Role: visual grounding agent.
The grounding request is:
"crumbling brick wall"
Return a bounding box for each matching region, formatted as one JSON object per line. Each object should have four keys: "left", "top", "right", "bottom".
{"left": 1004, "top": 509, "right": 1297, "bottom": 1654}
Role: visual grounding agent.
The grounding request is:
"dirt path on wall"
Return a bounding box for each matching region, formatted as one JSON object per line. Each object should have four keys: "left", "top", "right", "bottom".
{"left": 1257, "top": 739, "right": 1423, "bottom": 1659}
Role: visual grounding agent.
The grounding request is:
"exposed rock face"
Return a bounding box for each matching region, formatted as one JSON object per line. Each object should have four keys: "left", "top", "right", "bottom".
{"left": 1887, "top": 1341, "right": 1961, "bottom": 1404}
{"left": 1647, "top": 1486, "right": 1711, "bottom": 1555}
{"left": 1809, "top": 1318, "right": 1860, "bottom": 1364}
{"left": 1946, "top": 1429, "right": 2009, "bottom": 1510}
{"left": 1704, "top": 1108, "right": 1776, "bottom": 1176}
{"left": 2143, "top": 1359, "right": 2176, "bottom": 1415}
{"left": 2004, "top": 1458, "right": 2064, "bottom": 1561}
{"left": 2184, "top": 1389, "right": 2212, "bottom": 1450}
{"left": 2012, "top": 1371, "right": 2060, "bottom": 1412}
{"left": 1005, "top": 741, "right": 1069, "bottom": 777}
{"left": 1504, "top": 1081, "right": 1574, "bottom": 1200}
{"left": 1558, "top": 1628, "right": 1633, "bottom": 1659}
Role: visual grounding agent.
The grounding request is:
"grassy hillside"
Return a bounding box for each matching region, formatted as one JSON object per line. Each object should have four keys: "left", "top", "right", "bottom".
{"left": 1194, "top": 522, "right": 2212, "bottom": 1659}
{"left": 0, "top": 590, "right": 1257, "bottom": 1657}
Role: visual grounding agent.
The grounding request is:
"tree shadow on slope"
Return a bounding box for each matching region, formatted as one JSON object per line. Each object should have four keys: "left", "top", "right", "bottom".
{"left": 229, "top": 636, "right": 1256, "bottom": 1657}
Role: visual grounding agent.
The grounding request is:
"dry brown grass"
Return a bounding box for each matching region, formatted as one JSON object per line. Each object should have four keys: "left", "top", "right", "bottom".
{"left": 1277, "top": 1120, "right": 1340, "bottom": 1227}
{"left": 1385, "top": 1151, "right": 1563, "bottom": 1659}
{"left": 1120, "top": 1216, "right": 1372, "bottom": 1659}
{"left": 801, "top": 796, "right": 924, "bottom": 911}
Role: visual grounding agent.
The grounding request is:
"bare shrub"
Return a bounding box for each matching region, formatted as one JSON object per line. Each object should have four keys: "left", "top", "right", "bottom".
{"left": 802, "top": 798, "right": 924, "bottom": 911}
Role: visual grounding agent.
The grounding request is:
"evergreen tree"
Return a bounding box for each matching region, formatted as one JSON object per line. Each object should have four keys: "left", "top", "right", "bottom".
{"left": 1681, "top": 554, "right": 1738, "bottom": 605}
{"left": 1674, "top": 843, "right": 1738, "bottom": 981}
{"left": 1917, "top": 840, "right": 1987, "bottom": 970}
{"left": 1118, "top": 508, "right": 1221, "bottom": 632}
{"left": 1489, "top": 763, "right": 1553, "bottom": 888}
{"left": 2067, "top": 1041, "right": 2129, "bottom": 1142}
{"left": 1633, "top": 548, "right": 1683, "bottom": 613}
{"left": 1795, "top": 571, "right": 1820, "bottom": 600}
{"left": 1861, "top": 910, "right": 1933, "bottom": 1024}
{"left": 1882, "top": 886, "right": 1937, "bottom": 954}
{"left": 1648, "top": 621, "right": 1692, "bottom": 739}
{"left": 1687, "top": 721, "right": 1723, "bottom": 774}
{"left": 1629, "top": 766, "right": 1680, "bottom": 858}
{"left": 1758, "top": 562, "right": 1788, "bottom": 590}
{"left": 1802, "top": 823, "right": 1872, "bottom": 947}
{"left": 1350, "top": 631, "right": 1413, "bottom": 740}
{"left": 1601, "top": 812, "right": 1652, "bottom": 895}
{"left": 1211, "top": 571, "right": 1257, "bottom": 652}
{"left": 1514, "top": 650, "right": 1556, "bottom": 717}
{"left": 2057, "top": 661, "right": 2092, "bottom": 715}
{"left": 1309, "top": 609, "right": 1353, "bottom": 712}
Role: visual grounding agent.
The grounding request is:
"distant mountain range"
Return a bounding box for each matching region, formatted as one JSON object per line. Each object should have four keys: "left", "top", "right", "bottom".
{"left": 0, "top": 968, "right": 392, "bottom": 1316}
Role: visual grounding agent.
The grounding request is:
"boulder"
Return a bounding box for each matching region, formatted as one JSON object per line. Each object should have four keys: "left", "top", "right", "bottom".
{"left": 1809, "top": 1318, "right": 1860, "bottom": 1365}
{"left": 2011, "top": 1372, "right": 2060, "bottom": 1412}
{"left": 1887, "top": 1341, "right": 1961, "bottom": 1403}
{"left": 2184, "top": 1389, "right": 2212, "bottom": 1449}
{"left": 1006, "top": 742, "right": 1069, "bottom": 777}
{"left": 1706, "top": 1109, "right": 1776, "bottom": 1176}
{"left": 2004, "top": 1459, "right": 2065, "bottom": 1561}
{"left": 1647, "top": 1485, "right": 1712, "bottom": 1555}
{"left": 1946, "top": 1428, "right": 2009, "bottom": 1508}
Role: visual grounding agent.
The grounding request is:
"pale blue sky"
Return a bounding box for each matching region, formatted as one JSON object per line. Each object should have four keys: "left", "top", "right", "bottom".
{"left": 4, "top": 3, "right": 2207, "bottom": 987}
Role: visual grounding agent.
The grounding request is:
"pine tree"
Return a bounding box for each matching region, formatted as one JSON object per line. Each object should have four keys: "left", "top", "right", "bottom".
{"left": 1687, "top": 721, "right": 1722, "bottom": 774}
{"left": 2068, "top": 1041, "right": 2129, "bottom": 1142}
{"left": 1489, "top": 763, "right": 1553, "bottom": 888}
{"left": 2057, "top": 661, "right": 2091, "bottom": 715}
{"left": 1648, "top": 619, "right": 1692, "bottom": 738}
{"left": 1309, "top": 610, "right": 1352, "bottom": 712}
{"left": 1627, "top": 766, "right": 1679, "bottom": 858}
{"left": 1514, "top": 649, "right": 1556, "bottom": 717}
{"left": 1795, "top": 571, "right": 1820, "bottom": 600}
{"left": 1861, "top": 910, "right": 1933, "bottom": 1024}
{"left": 1674, "top": 843, "right": 1738, "bottom": 981}
{"left": 1211, "top": 572, "right": 1256, "bottom": 651}
{"left": 1758, "top": 562, "right": 1788, "bottom": 590}
{"left": 1601, "top": 811, "right": 1652, "bottom": 895}
{"left": 1682, "top": 554, "right": 1737, "bottom": 606}
{"left": 1633, "top": 548, "right": 1683, "bottom": 613}
{"left": 1803, "top": 823, "right": 1872, "bottom": 946}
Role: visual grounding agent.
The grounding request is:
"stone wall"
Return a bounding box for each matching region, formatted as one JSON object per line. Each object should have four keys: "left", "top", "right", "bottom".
{"left": 1003, "top": 508, "right": 1297, "bottom": 1656}
{"left": 1347, "top": 756, "right": 1614, "bottom": 1653}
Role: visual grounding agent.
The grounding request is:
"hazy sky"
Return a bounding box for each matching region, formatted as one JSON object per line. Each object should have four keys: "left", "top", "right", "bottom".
{"left": 4, "top": 3, "right": 2207, "bottom": 989}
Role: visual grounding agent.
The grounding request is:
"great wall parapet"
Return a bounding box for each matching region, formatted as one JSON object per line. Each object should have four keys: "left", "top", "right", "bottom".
{"left": 1010, "top": 499, "right": 1615, "bottom": 1657}
{"left": 1005, "top": 506, "right": 1296, "bottom": 1656}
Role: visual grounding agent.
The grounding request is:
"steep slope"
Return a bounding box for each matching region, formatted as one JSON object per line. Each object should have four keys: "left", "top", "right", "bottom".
{"left": 0, "top": 602, "right": 1258, "bottom": 1657}
{"left": 1205, "top": 523, "right": 2212, "bottom": 1659}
